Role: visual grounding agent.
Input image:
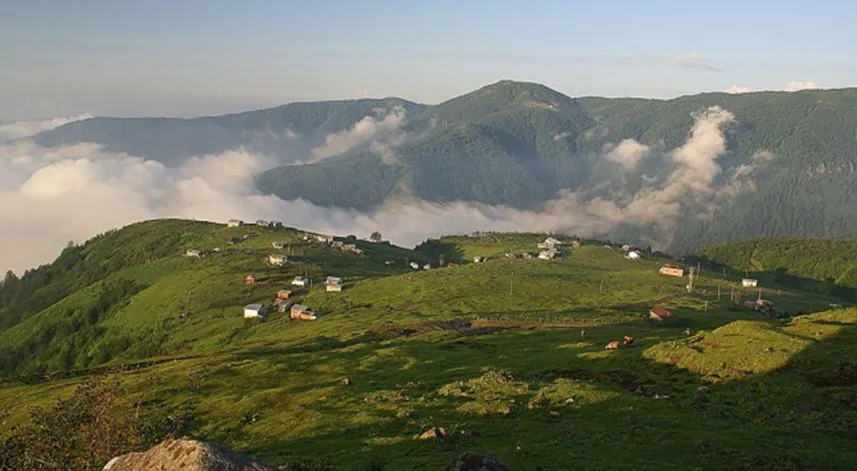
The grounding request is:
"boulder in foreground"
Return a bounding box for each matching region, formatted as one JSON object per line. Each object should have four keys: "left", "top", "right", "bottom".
{"left": 103, "top": 439, "right": 288, "bottom": 471}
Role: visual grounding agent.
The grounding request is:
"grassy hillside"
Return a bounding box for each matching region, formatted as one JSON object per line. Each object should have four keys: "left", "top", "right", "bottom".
{"left": 2, "top": 221, "right": 856, "bottom": 469}
{"left": 695, "top": 237, "right": 857, "bottom": 300}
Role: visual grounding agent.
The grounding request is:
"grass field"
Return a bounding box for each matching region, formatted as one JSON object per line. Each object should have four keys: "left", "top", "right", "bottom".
{"left": 2, "top": 222, "right": 856, "bottom": 470}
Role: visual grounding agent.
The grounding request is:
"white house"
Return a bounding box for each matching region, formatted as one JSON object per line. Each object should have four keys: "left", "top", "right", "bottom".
{"left": 625, "top": 250, "right": 641, "bottom": 260}
{"left": 742, "top": 278, "right": 758, "bottom": 288}
{"left": 227, "top": 219, "right": 243, "bottom": 228}
{"left": 292, "top": 276, "right": 309, "bottom": 287}
{"left": 315, "top": 234, "right": 333, "bottom": 243}
{"left": 410, "top": 261, "right": 420, "bottom": 269}
{"left": 272, "top": 241, "right": 286, "bottom": 250}
{"left": 621, "top": 244, "right": 631, "bottom": 252}
{"left": 326, "top": 283, "right": 343, "bottom": 292}
{"left": 423, "top": 264, "right": 432, "bottom": 270}
{"left": 244, "top": 304, "right": 266, "bottom": 318}
{"left": 268, "top": 254, "right": 287, "bottom": 266}
{"left": 473, "top": 256, "right": 487, "bottom": 263}
{"left": 256, "top": 219, "right": 269, "bottom": 227}
{"left": 325, "top": 276, "right": 343, "bottom": 285}
{"left": 185, "top": 249, "right": 201, "bottom": 258}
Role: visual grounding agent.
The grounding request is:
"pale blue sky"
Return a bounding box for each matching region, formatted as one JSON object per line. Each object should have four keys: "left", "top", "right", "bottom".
{"left": 1, "top": 0, "right": 856, "bottom": 119}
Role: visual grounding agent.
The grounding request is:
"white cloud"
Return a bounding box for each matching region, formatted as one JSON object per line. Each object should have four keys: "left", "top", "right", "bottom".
{"left": 309, "top": 107, "right": 407, "bottom": 163}
{"left": 644, "top": 51, "right": 721, "bottom": 71}
{"left": 724, "top": 85, "right": 751, "bottom": 94}
{"left": 0, "top": 115, "right": 93, "bottom": 143}
{"left": 783, "top": 80, "right": 819, "bottom": 92}
{"left": 604, "top": 139, "right": 650, "bottom": 170}
{"left": 0, "top": 107, "right": 759, "bottom": 274}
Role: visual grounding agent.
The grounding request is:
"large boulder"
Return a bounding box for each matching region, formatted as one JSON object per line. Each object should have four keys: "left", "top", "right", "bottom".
{"left": 446, "top": 452, "right": 509, "bottom": 471}
{"left": 103, "top": 439, "right": 288, "bottom": 471}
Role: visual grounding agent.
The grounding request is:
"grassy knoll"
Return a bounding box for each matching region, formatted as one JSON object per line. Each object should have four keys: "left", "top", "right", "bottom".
{"left": 2, "top": 221, "right": 856, "bottom": 469}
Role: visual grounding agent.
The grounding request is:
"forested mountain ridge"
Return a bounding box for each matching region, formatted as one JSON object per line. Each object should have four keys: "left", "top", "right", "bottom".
{"left": 28, "top": 81, "right": 857, "bottom": 253}
{"left": 28, "top": 98, "right": 425, "bottom": 165}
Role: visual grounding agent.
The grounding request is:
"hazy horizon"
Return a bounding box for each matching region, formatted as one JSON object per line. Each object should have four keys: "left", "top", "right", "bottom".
{"left": 3, "top": 0, "right": 856, "bottom": 120}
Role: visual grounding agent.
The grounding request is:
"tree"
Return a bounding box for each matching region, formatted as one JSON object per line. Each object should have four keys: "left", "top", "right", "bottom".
{"left": 370, "top": 231, "right": 382, "bottom": 243}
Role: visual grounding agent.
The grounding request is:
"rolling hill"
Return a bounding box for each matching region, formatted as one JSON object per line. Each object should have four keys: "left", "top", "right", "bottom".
{"left": 24, "top": 81, "right": 857, "bottom": 254}
{"left": 2, "top": 220, "right": 857, "bottom": 469}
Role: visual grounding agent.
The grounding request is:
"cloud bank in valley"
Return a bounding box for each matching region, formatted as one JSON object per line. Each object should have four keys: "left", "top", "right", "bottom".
{"left": 309, "top": 106, "right": 407, "bottom": 163}
{"left": 0, "top": 105, "right": 759, "bottom": 274}
{"left": 724, "top": 81, "right": 821, "bottom": 94}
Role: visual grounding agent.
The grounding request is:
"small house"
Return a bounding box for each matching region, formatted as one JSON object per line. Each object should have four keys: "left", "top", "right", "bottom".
{"left": 245, "top": 274, "right": 256, "bottom": 285}
{"left": 292, "top": 276, "right": 308, "bottom": 287}
{"left": 227, "top": 219, "right": 243, "bottom": 228}
{"left": 742, "top": 278, "right": 758, "bottom": 288}
{"left": 315, "top": 234, "right": 332, "bottom": 243}
{"left": 276, "top": 289, "right": 291, "bottom": 300}
{"left": 326, "top": 283, "right": 343, "bottom": 292}
{"left": 268, "top": 254, "right": 287, "bottom": 266}
{"left": 422, "top": 264, "right": 431, "bottom": 270}
{"left": 325, "top": 276, "right": 343, "bottom": 285}
{"left": 544, "top": 237, "right": 562, "bottom": 246}
{"left": 625, "top": 250, "right": 641, "bottom": 260}
{"left": 275, "top": 299, "right": 292, "bottom": 313}
{"left": 621, "top": 244, "right": 631, "bottom": 252}
{"left": 352, "top": 247, "right": 364, "bottom": 255}
{"left": 185, "top": 249, "right": 201, "bottom": 258}
{"left": 244, "top": 304, "right": 266, "bottom": 319}
{"left": 659, "top": 265, "right": 684, "bottom": 277}
{"left": 342, "top": 244, "right": 357, "bottom": 252}
{"left": 272, "top": 241, "right": 286, "bottom": 250}
{"left": 256, "top": 219, "right": 269, "bottom": 227}
{"left": 649, "top": 306, "right": 677, "bottom": 323}
{"left": 473, "top": 256, "right": 487, "bottom": 263}
{"left": 410, "top": 261, "right": 420, "bottom": 269}
{"left": 290, "top": 304, "right": 317, "bottom": 321}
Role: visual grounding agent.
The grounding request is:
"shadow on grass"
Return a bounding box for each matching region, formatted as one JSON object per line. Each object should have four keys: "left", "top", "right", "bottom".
{"left": 216, "top": 314, "right": 857, "bottom": 470}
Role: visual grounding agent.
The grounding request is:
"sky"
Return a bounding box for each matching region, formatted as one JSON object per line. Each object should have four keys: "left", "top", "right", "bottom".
{"left": 2, "top": 0, "right": 856, "bottom": 119}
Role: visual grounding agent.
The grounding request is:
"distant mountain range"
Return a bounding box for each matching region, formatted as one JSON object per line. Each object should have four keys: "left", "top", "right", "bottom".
{"left": 26, "top": 80, "right": 857, "bottom": 253}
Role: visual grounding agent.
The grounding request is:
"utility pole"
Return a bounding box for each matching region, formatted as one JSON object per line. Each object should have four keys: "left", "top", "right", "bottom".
{"left": 687, "top": 267, "right": 695, "bottom": 293}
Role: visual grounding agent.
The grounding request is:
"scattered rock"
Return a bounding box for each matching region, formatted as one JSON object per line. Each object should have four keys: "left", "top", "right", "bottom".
{"left": 697, "top": 386, "right": 710, "bottom": 394}
{"left": 548, "top": 410, "right": 560, "bottom": 418}
{"left": 683, "top": 328, "right": 692, "bottom": 336}
{"left": 764, "top": 346, "right": 775, "bottom": 353}
{"left": 446, "top": 452, "right": 509, "bottom": 471}
{"left": 623, "top": 335, "right": 636, "bottom": 346}
{"left": 565, "top": 398, "right": 575, "bottom": 404}
{"left": 103, "top": 439, "right": 287, "bottom": 471}
{"left": 341, "top": 377, "right": 351, "bottom": 386}
{"left": 419, "top": 427, "right": 447, "bottom": 440}
{"left": 605, "top": 341, "right": 620, "bottom": 350}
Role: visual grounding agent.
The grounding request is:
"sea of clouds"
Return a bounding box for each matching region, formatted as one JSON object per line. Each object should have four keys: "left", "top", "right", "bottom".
{"left": 0, "top": 106, "right": 764, "bottom": 274}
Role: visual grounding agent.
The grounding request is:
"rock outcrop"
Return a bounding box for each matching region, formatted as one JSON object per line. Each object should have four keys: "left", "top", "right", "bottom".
{"left": 103, "top": 439, "right": 288, "bottom": 471}
{"left": 447, "top": 452, "right": 509, "bottom": 471}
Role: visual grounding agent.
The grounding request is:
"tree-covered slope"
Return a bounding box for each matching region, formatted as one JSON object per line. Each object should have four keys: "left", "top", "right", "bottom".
{"left": 258, "top": 81, "right": 597, "bottom": 209}
{"left": 30, "top": 98, "right": 425, "bottom": 165}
